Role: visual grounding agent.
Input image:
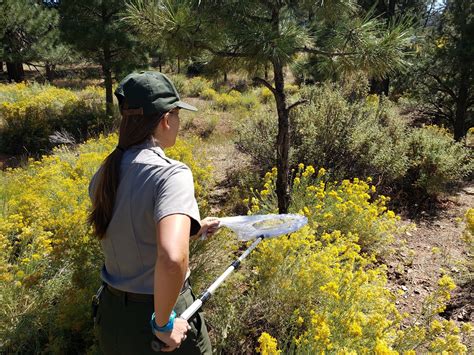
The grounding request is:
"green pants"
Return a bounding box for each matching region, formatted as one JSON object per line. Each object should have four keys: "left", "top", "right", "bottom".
{"left": 94, "top": 284, "right": 212, "bottom": 355}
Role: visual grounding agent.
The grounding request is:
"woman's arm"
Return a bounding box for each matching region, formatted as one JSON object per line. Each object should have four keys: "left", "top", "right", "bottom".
{"left": 153, "top": 214, "right": 191, "bottom": 351}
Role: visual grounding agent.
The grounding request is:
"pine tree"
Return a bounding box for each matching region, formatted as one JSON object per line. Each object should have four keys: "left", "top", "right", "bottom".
{"left": 0, "top": 0, "right": 60, "bottom": 82}
{"left": 406, "top": 0, "right": 473, "bottom": 140}
{"left": 125, "top": 0, "right": 413, "bottom": 213}
{"left": 59, "top": 0, "right": 149, "bottom": 117}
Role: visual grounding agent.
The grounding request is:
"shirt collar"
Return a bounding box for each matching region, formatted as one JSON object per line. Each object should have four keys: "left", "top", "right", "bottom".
{"left": 130, "top": 138, "right": 167, "bottom": 157}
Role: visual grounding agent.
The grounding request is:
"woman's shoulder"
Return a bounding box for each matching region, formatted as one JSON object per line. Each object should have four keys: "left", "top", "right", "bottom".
{"left": 132, "top": 147, "right": 192, "bottom": 182}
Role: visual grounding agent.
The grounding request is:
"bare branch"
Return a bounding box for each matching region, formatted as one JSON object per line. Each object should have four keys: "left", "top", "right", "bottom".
{"left": 287, "top": 99, "right": 308, "bottom": 111}
{"left": 253, "top": 77, "right": 276, "bottom": 95}
{"left": 25, "top": 62, "right": 46, "bottom": 81}
{"left": 428, "top": 73, "right": 457, "bottom": 100}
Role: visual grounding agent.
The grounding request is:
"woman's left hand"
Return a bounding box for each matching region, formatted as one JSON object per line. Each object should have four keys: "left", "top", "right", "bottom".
{"left": 198, "top": 217, "right": 220, "bottom": 239}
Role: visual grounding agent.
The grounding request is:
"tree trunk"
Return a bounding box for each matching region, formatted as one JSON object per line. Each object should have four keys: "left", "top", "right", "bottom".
{"left": 177, "top": 57, "right": 180, "bottom": 74}
{"left": 0, "top": 62, "right": 3, "bottom": 72}
{"left": 264, "top": 64, "right": 268, "bottom": 80}
{"left": 273, "top": 60, "right": 290, "bottom": 214}
{"left": 100, "top": 4, "right": 114, "bottom": 117}
{"left": 223, "top": 71, "right": 227, "bottom": 82}
{"left": 454, "top": 66, "right": 469, "bottom": 141}
{"left": 159, "top": 55, "right": 162, "bottom": 72}
{"left": 369, "top": 0, "right": 395, "bottom": 96}
{"left": 102, "top": 47, "right": 114, "bottom": 118}
{"left": 45, "top": 62, "right": 54, "bottom": 82}
{"left": 6, "top": 62, "right": 25, "bottom": 82}
{"left": 369, "top": 77, "right": 389, "bottom": 96}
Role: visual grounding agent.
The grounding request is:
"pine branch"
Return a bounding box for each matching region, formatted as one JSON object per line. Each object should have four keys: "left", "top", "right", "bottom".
{"left": 253, "top": 77, "right": 276, "bottom": 95}
{"left": 428, "top": 73, "right": 458, "bottom": 100}
{"left": 287, "top": 99, "right": 308, "bottom": 111}
{"left": 198, "top": 43, "right": 248, "bottom": 58}
{"left": 24, "top": 62, "right": 46, "bottom": 80}
{"left": 297, "top": 46, "right": 359, "bottom": 56}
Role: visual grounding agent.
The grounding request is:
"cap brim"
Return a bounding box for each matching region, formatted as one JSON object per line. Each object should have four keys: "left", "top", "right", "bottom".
{"left": 176, "top": 101, "right": 198, "bottom": 112}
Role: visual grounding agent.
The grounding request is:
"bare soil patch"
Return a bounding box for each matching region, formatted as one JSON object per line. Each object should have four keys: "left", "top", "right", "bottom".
{"left": 386, "top": 184, "right": 473, "bottom": 340}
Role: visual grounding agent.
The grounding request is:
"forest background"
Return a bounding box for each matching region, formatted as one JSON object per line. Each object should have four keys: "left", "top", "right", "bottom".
{"left": 0, "top": 0, "right": 473, "bottom": 354}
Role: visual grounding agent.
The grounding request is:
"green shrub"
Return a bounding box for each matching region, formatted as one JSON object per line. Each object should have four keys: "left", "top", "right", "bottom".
{"left": 407, "top": 125, "right": 473, "bottom": 195}
{"left": 187, "top": 76, "right": 212, "bottom": 97}
{"left": 236, "top": 82, "right": 472, "bottom": 198}
{"left": 235, "top": 107, "right": 277, "bottom": 167}
{"left": 167, "top": 73, "right": 187, "bottom": 95}
{"left": 239, "top": 92, "right": 260, "bottom": 110}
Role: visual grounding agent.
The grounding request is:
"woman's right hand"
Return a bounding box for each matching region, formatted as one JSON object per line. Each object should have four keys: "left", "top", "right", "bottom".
{"left": 154, "top": 318, "right": 191, "bottom": 352}
{"left": 198, "top": 217, "right": 220, "bottom": 239}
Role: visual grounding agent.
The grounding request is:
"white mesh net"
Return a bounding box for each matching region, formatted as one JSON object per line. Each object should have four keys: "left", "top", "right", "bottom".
{"left": 218, "top": 214, "right": 308, "bottom": 241}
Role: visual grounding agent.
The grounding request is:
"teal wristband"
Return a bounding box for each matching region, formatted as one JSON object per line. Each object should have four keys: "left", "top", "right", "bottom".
{"left": 151, "top": 310, "right": 176, "bottom": 333}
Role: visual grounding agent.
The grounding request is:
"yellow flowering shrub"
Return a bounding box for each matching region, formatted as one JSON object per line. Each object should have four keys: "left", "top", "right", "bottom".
{"left": 365, "top": 93, "right": 380, "bottom": 108}
{"left": 393, "top": 275, "right": 470, "bottom": 354}
{"left": 240, "top": 165, "right": 470, "bottom": 354}
{"left": 465, "top": 208, "right": 474, "bottom": 236}
{"left": 214, "top": 90, "right": 242, "bottom": 110}
{"left": 246, "top": 164, "right": 401, "bottom": 255}
{"left": 257, "top": 332, "right": 282, "bottom": 355}
{"left": 201, "top": 88, "right": 218, "bottom": 100}
{"left": 285, "top": 84, "right": 299, "bottom": 95}
{"left": 259, "top": 87, "right": 274, "bottom": 103}
{"left": 250, "top": 226, "right": 403, "bottom": 353}
{"left": 0, "top": 134, "right": 212, "bottom": 353}
{"left": 205, "top": 89, "right": 259, "bottom": 111}
{"left": 256, "top": 84, "right": 297, "bottom": 104}
{"left": 0, "top": 83, "right": 112, "bottom": 155}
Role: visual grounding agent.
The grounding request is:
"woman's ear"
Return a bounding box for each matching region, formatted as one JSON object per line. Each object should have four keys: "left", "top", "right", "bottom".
{"left": 161, "top": 112, "right": 171, "bottom": 129}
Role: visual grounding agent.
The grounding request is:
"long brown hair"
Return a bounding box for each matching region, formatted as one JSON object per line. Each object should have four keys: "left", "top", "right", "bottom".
{"left": 88, "top": 102, "right": 162, "bottom": 239}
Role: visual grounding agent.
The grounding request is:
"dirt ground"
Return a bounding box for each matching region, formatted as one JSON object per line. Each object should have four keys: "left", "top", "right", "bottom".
{"left": 386, "top": 184, "right": 473, "bottom": 323}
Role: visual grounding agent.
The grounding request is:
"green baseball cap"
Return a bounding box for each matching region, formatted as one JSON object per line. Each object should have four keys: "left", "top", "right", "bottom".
{"left": 114, "top": 71, "right": 197, "bottom": 117}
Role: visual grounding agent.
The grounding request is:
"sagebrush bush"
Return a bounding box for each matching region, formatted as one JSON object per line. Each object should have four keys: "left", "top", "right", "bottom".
{"left": 407, "top": 125, "right": 473, "bottom": 195}
{"left": 348, "top": 96, "right": 411, "bottom": 181}
{"left": 236, "top": 107, "right": 278, "bottom": 166}
{"left": 187, "top": 76, "right": 212, "bottom": 97}
{"left": 0, "top": 83, "right": 114, "bottom": 155}
{"left": 0, "top": 135, "right": 213, "bottom": 353}
{"left": 237, "top": 82, "right": 472, "bottom": 198}
{"left": 166, "top": 73, "right": 187, "bottom": 95}
{"left": 166, "top": 74, "right": 212, "bottom": 98}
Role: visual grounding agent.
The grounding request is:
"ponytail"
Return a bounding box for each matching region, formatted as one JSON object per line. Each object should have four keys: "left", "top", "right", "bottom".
{"left": 88, "top": 103, "right": 162, "bottom": 239}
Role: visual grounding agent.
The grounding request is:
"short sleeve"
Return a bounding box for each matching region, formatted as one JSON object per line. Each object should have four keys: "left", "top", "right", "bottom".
{"left": 153, "top": 165, "right": 201, "bottom": 236}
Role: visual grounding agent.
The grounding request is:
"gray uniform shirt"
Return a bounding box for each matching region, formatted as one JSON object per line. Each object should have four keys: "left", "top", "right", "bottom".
{"left": 89, "top": 140, "right": 201, "bottom": 294}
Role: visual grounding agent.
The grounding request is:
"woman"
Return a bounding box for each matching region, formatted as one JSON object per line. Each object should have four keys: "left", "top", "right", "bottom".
{"left": 88, "top": 71, "right": 219, "bottom": 354}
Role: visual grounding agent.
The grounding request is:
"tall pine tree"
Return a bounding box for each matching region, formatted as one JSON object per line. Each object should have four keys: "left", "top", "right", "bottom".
{"left": 0, "top": 0, "right": 60, "bottom": 82}
{"left": 59, "top": 0, "right": 149, "bottom": 116}
{"left": 126, "top": 0, "right": 413, "bottom": 212}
